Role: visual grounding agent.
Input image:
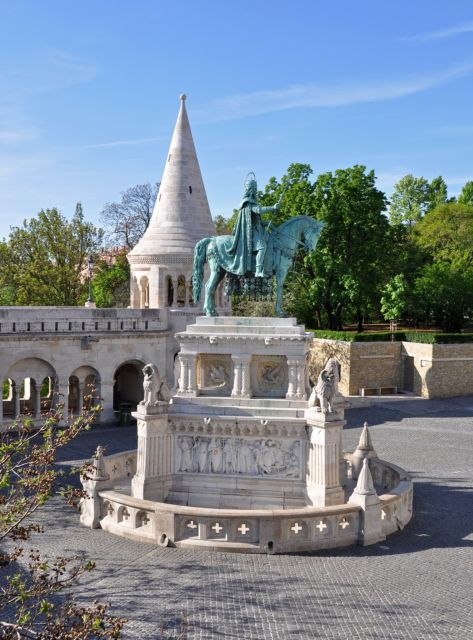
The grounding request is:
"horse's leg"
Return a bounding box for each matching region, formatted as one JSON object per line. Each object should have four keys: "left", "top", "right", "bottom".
{"left": 204, "top": 260, "right": 224, "bottom": 316}
{"left": 274, "top": 257, "right": 291, "bottom": 317}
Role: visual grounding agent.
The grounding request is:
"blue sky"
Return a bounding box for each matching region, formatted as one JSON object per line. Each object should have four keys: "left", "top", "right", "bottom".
{"left": 0, "top": 0, "right": 472, "bottom": 238}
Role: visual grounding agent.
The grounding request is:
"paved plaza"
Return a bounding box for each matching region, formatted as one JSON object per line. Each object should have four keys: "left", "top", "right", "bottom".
{"left": 30, "top": 397, "right": 473, "bottom": 638}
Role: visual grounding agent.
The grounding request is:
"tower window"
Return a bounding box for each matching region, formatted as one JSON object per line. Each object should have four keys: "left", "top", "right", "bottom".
{"left": 189, "top": 185, "right": 192, "bottom": 194}
{"left": 168, "top": 154, "right": 171, "bottom": 162}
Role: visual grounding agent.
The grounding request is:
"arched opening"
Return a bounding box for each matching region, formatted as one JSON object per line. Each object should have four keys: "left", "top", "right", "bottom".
{"left": 113, "top": 360, "right": 145, "bottom": 418}
{"left": 68, "top": 366, "right": 101, "bottom": 417}
{"left": 177, "top": 275, "right": 186, "bottom": 307}
{"left": 5, "top": 358, "right": 57, "bottom": 420}
{"left": 166, "top": 276, "right": 174, "bottom": 307}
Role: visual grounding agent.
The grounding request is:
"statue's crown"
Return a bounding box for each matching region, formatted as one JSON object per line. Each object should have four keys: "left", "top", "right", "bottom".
{"left": 244, "top": 171, "right": 257, "bottom": 192}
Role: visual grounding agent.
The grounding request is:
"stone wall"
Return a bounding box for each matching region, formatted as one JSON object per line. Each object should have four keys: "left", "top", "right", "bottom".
{"left": 310, "top": 338, "right": 473, "bottom": 398}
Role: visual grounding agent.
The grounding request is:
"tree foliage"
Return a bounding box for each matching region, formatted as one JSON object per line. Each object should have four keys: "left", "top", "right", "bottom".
{"left": 458, "top": 180, "right": 473, "bottom": 206}
{"left": 388, "top": 174, "right": 430, "bottom": 226}
{"left": 1, "top": 204, "right": 103, "bottom": 306}
{"left": 92, "top": 252, "right": 130, "bottom": 308}
{"left": 275, "top": 165, "right": 390, "bottom": 330}
{"left": 380, "top": 274, "right": 409, "bottom": 322}
{"left": 100, "top": 183, "right": 159, "bottom": 249}
{"left": 0, "top": 410, "right": 126, "bottom": 638}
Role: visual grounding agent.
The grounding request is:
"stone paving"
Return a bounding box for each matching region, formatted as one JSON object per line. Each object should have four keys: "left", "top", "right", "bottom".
{"left": 13, "top": 397, "right": 473, "bottom": 638}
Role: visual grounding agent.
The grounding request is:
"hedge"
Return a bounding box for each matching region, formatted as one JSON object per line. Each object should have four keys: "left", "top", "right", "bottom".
{"left": 310, "top": 330, "right": 473, "bottom": 344}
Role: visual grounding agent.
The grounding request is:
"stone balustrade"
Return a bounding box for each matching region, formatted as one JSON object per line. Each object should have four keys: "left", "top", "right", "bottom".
{"left": 0, "top": 307, "right": 168, "bottom": 335}
{"left": 81, "top": 447, "right": 414, "bottom": 553}
{"left": 101, "top": 449, "right": 138, "bottom": 480}
{"left": 98, "top": 490, "right": 361, "bottom": 552}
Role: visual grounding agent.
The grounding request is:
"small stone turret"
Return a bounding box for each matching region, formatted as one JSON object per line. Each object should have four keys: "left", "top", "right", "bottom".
{"left": 349, "top": 458, "right": 385, "bottom": 546}
{"left": 351, "top": 421, "right": 378, "bottom": 480}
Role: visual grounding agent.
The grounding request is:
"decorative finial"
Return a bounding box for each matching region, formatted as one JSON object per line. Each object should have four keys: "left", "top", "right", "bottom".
{"left": 354, "top": 458, "right": 376, "bottom": 496}
{"left": 180, "top": 93, "right": 187, "bottom": 101}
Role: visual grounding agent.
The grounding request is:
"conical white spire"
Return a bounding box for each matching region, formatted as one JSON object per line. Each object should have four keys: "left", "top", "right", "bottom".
{"left": 130, "top": 94, "right": 215, "bottom": 256}
{"left": 354, "top": 458, "right": 376, "bottom": 496}
{"left": 357, "top": 421, "right": 375, "bottom": 452}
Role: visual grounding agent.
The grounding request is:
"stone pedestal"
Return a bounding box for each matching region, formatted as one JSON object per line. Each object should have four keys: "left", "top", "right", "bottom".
{"left": 305, "top": 406, "right": 345, "bottom": 507}
{"left": 131, "top": 403, "right": 173, "bottom": 501}
{"left": 349, "top": 458, "right": 385, "bottom": 546}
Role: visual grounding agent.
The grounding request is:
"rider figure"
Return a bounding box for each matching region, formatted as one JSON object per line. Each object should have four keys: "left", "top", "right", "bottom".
{"left": 228, "top": 173, "right": 280, "bottom": 277}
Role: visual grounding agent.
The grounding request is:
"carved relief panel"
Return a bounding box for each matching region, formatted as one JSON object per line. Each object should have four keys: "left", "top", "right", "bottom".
{"left": 196, "top": 354, "right": 232, "bottom": 396}
{"left": 251, "top": 355, "right": 288, "bottom": 398}
{"left": 176, "top": 435, "right": 301, "bottom": 479}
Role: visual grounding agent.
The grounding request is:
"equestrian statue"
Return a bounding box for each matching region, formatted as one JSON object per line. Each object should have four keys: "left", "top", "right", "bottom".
{"left": 192, "top": 173, "right": 325, "bottom": 317}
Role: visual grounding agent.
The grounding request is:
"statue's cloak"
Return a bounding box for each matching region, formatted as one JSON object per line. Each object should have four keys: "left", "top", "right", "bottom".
{"left": 226, "top": 197, "right": 267, "bottom": 275}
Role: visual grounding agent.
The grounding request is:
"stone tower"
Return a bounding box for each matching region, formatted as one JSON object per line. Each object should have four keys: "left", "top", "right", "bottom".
{"left": 128, "top": 94, "right": 221, "bottom": 318}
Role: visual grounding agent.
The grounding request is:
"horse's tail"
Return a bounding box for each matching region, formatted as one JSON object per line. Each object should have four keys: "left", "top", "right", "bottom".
{"left": 192, "top": 237, "right": 212, "bottom": 302}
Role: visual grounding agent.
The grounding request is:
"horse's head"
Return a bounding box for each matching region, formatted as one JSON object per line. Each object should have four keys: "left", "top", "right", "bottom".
{"left": 302, "top": 219, "right": 325, "bottom": 253}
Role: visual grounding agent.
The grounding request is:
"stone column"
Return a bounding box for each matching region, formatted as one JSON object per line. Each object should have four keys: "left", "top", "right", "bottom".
{"left": 305, "top": 406, "right": 345, "bottom": 507}
{"left": 187, "top": 354, "right": 197, "bottom": 394}
{"left": 286, "top": 359, "right": 298, "bottom": 398}
{"left": 171, "top": 276, "right": 178, "bottom": 308}
{"left": 177, "top": 354, "right": 188, "bottom": 393}
{"left": 34, "top": 384, "right": 41, "bottom": 418}
{"left": 295, "top": 359, "right": 307, "bottom": 399}
{"left": 76, "top": 384, "right": 84, "bottom": 415}
{"left": 53, "top": 378, "right": 69, "bottom": 424}
{"left": 99, "top": 381, "right": 115, "bottom": 423}
{"left": 231, "top": 355, "right": 251, "bottom": 397}
{"left": 231, "top": 356, "right": 242, "bottom": 397}
{"left": 185, "top": 279, "right": 190, "bottom": 307}
{"left": 177, "top": 354, "right": 197, "bottom": 395}
{"left": 12, "top": 383, "right": 20, "bottom": 418}
{"left": 131, "top": 404, "right": 173, "bottom": 501}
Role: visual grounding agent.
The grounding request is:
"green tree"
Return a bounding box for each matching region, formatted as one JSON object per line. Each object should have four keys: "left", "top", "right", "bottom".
{"left": 380, "top": 274, "right": 409, "bottom": 328}
{"left": 414, "top": 202, "right": 473, "bottom": 264}
{"left": 414, "top": 261, "right": 473, "bottom": 332}
{"left": 458, "top": 180, "right": 473, "bottom": 206}
{"left": 287, "top": 165, "right": 390, "bottom": 330}
{"left": 389, "top": 174, "right": 430, "bottom": 226}
{"left": 427, "top": 176, "right": 448, "bottom": 211}
{"left": 92, "top": 252, "right": 130, "bottom": 308}
{"left": 259, "top": 163, "right": 317, "bottom": 225}
{"left": 213, "top": 214, "right": 233, "bottom": 235}
{"left": 4, "top": 204, "right": 102, "bottom": 306}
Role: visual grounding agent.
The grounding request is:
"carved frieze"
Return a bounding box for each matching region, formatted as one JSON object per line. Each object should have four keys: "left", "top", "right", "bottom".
{"left": 176, "top": 435, "right": 301, "bottom": 479}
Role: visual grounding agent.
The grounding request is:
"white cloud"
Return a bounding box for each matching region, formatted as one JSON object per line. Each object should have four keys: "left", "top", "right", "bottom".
{"left": 196, "top": 63, "right": 473, "bottom": 122}
{"left": 84, "top": 136, "right": 163, "bottom": 150}
{"left": 402, "top": 21, "right": 473, "bottom": 43}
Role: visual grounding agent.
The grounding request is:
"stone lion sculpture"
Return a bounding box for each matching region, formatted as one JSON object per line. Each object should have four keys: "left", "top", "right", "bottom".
{"left": 308, "top": 369, "right": 335, "bottom": 414}
{"left": 141, "top": 363, "right": 172, "bottom": 406}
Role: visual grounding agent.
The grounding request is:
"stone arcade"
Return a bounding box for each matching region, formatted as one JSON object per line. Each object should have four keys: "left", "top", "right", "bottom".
{"left": 80, "top": 316, "right": 413, "bottom": 553}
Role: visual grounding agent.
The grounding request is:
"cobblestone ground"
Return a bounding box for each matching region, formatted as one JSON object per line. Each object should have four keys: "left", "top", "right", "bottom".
{"left": 10, "top": 397, "right": 473, "bottom": 639}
